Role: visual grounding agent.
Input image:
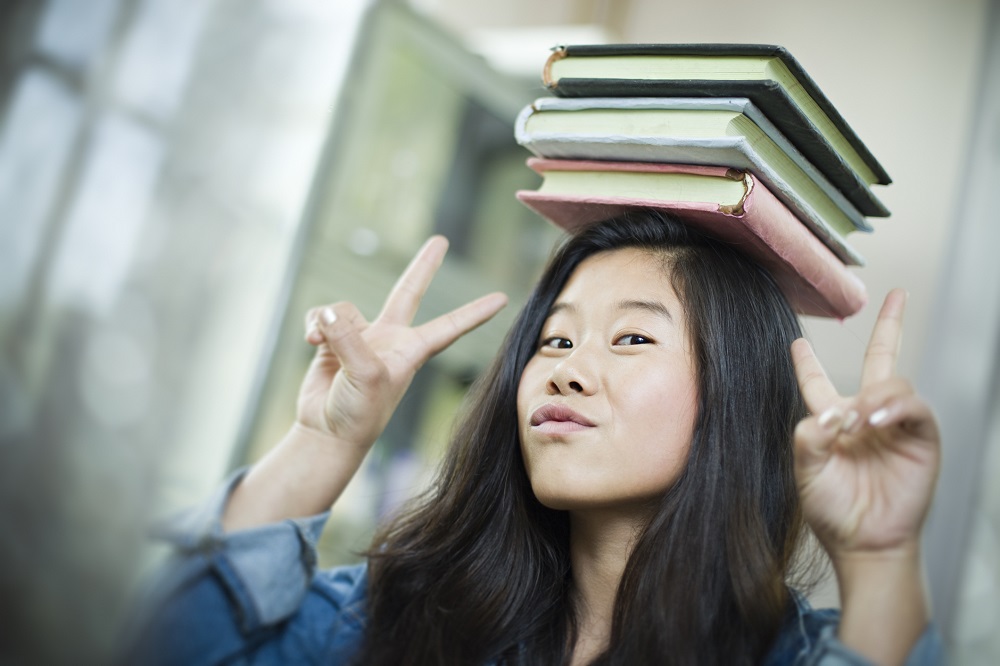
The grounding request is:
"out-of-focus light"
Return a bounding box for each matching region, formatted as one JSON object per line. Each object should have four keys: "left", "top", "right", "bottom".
{"left": 78, "top": 325, "right": 152, "bottom": 428}
{"left": 111, "top": 0, "right": 213, "bottom": 121}
{"left": 391, "top": 149, "right": 420, "bottom": 180}
{"left": 0, "top": 71, "right": 82, "bottom": 313}
{"left": 35, "top": 0, "right": 122, "bottom": 68}
{"left": 348, "top": 228, "right": 380, "bottom": 257}
{"left": 46, "top": 114, "right": 163, "bottom": 316}
{"left": 464, "top": 25, "right": 612, "bottom": 79}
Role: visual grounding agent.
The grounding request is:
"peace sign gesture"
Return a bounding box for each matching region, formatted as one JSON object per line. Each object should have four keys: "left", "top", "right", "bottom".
{"left": 296, "top": 236, "right": 508, "bottom": 451}
{"left": 790, "top": 289, "right": 940, "bottom": 559}
{"left": 223, "top": 237, "right": 506, "bottom": 531}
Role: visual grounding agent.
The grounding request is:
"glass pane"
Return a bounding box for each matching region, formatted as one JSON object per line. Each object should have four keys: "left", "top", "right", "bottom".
{"left": 0, "top": 69, "right": 82, "bottom": 319}
{"left": 111, "top": 0, "right": 214, "bottom": 119}
{"left": 35, "top": 0, "right": 123, "bottom": 67}
{"left": 45, "top": 112, "right": 163, "bottom": 315}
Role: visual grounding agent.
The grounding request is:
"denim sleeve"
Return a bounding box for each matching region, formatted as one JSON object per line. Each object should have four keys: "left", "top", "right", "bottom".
{"left": 764, "top": 591, "right": 945, "bottom": 665}
{"left": 803, "top": 623, "right": 944, "bottom": 666}
{"left": 121, "top": 469, "right": 369, "bottom": 665}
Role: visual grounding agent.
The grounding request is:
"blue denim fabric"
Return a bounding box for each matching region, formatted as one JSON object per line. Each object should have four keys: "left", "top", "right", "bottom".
{"left": 762, "top": 591, "right": 944, "bottom": 666}
{"left": 127, "top": 470, "right": 944, "bottom": 665}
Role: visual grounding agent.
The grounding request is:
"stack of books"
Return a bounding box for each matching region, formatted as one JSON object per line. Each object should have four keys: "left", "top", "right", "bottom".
{"left": 514, "top": 44, "right": 891, "bottom": 318}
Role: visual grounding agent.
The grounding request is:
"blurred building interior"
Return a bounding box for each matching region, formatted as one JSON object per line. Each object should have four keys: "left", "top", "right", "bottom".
{"left": 0, "top": 0, "right": 997, "bottom": 663}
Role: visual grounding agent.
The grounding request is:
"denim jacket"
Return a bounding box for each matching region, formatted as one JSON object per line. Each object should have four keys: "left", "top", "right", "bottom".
{"left": 125, "top": 471, "right": 944, "bottom": 665}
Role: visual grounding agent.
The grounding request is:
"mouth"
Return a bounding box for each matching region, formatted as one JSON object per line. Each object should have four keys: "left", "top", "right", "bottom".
{"left": 530, "top": 404, "right": 596, "bottom": 432}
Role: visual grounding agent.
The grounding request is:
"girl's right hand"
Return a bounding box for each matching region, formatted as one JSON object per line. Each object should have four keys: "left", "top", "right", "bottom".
{"left": 295, "top": 236, "right": 508, "bottom": 452}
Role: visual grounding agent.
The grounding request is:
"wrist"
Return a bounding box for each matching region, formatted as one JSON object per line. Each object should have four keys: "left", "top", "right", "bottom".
{"left": 832, "top": 541, "right": 925, "bottom": 612}
{"left": 829, "top": 540, "right": 922, "bottom": 578}
{"left": 222, "top": 423, "right": 373, "bottom": 531}
{"left": 831, "top": 543, "right": 930, "bottom": 665}
{"left": 289, "top": 420, "right": 374, "bottom": 457}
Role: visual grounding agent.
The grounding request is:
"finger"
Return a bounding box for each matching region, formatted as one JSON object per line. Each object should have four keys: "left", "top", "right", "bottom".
{"left": 860, "top": 288, "right": 907, "bottom": 388}
{"left": 790, "top": 338, "right": 840, "bottom": 414}
{"left": 378, "top": 236, "right": 449, "bottom": 325}
{"left": 415, "top": 292, "right": 509, "bottom": 359}
{"left": 314, "top": 303, "right": 384, "bottom": 384}
{"left": 864, "top": 394, "right": 941, "bottom": 449}
{"left": 852, "top": 376, "right": 914, "bottom": 423}
{"left": 793, "top": 406, "right": 845, "bottom": 478}
{"left": 850, "top": 378, "right": 939, "bottom": 443}
{"left": 304, "top": 307, "right": 324, "bottom": 345}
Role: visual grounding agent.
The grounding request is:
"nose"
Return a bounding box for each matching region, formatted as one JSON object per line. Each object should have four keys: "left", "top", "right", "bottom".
{"left": 546, "top": 349, "right": 597, "bottom": 396}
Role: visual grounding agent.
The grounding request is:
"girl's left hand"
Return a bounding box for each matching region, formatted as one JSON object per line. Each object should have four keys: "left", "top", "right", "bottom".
{"left": 790, "top": 289, "right": 940, "bottom": 558}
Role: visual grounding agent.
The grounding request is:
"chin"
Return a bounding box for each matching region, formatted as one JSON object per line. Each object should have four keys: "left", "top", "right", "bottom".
{"left": 528, "top": 483, "right": 614, "bottom": 512}
{"left": 528, "top": 479, "right": 584, "bottom": 511}
{"left": 529, "top": 478, "right": 668, "bottom": 514}
{"left": 532, "top": 493, "right": 576, "bottom": 512}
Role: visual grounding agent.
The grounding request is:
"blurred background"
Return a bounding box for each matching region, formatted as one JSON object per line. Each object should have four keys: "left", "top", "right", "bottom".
{"left": 0, "top": 0, "right": 997, "bottom": 663}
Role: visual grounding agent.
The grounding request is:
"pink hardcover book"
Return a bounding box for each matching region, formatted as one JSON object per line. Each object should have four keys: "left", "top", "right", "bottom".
{"left": 517, "top": 158, "right": 867, "bottom": 318}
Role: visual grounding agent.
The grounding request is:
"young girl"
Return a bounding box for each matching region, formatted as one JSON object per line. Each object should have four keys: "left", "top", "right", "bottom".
{"left": 133, "top": 211, "right": 941, "bottom": 665}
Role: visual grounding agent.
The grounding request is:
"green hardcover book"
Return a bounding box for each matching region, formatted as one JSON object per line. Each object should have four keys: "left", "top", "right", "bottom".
{"left": 515, "top": 97, "right": 879, "bottom": 241}
{"left": 542, "top": 44, "right": 891, "bottom": 195}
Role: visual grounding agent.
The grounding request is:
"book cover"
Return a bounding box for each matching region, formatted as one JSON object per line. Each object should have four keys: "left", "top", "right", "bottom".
{"left": 542, "top": 43, "right": 891, "bottom": 187}
{"left": 517, "top": 158, "right": 868, "bottom": 319}
{"left": 515, "top": 98, "right": 873, "bottom": 245}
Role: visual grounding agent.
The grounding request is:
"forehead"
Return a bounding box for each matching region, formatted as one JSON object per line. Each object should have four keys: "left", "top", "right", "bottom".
{"left": 557, "top": 247, "right": 677, "bottom": 303}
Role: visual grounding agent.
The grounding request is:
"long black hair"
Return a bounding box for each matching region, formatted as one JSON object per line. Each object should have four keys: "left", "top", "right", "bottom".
{"left": 359, "top": 210, "right": 808, "bottom": 665}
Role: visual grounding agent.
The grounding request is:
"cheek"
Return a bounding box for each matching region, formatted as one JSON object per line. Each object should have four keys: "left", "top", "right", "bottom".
{"left": 626, "top": 358, "right": 697, "bottom": 410}
{"left": 616, "top": 363, "right": 699, "bottom": 452}
{"left": 516, "top": 358, "right": 554, "bottom": 481}
{"left": 620, "top": 385, "right": 698, "bottom": 494}
{"left": 516, "top": 358, "right": 542, "bottom": 425}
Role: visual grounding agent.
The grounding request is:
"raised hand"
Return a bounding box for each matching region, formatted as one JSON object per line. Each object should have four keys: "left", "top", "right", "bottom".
{"left": 790, "top": 289, "right": 940, "bottom": 558}
{"left": 296, "top": 236, "right": 508, "bottom": 451}
{"left": 223, "top": 237, "right": 507, "bottom": 531}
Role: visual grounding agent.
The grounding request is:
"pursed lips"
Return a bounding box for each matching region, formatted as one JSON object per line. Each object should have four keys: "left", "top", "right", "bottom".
{"left": 529, "top": 404, "right": 596, "bottom": 434}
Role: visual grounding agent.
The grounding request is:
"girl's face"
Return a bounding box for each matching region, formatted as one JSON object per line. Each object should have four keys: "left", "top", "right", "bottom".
{"left": 517, "top": 248, "right": 699, "bottom": 512}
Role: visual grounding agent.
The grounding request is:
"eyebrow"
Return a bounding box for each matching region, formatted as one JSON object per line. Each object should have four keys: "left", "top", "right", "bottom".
{"left": 547, "top": 302, "right": 576, "bottom": 317}
{"left": 546, "top": 299, "right": 674, "bottom": 322}
{"left": 615, "top": 299, "right": 674, "bottom": 322}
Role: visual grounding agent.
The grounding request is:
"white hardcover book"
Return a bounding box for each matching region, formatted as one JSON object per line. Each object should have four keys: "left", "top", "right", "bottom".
{"left": 514, "top": 97, "right": 875, "bottom": 251}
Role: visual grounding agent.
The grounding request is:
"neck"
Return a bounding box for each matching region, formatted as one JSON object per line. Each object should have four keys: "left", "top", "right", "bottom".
{"left": 568, "top": 506, "right": 650, "bottom": 664}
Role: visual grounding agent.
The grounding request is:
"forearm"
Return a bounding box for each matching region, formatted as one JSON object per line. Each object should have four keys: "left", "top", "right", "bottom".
{"left": 833, "top": 544, "right": 930, "bottom": 666}
{"left": 222, "top": 422, "right": 369, "bottom": 531}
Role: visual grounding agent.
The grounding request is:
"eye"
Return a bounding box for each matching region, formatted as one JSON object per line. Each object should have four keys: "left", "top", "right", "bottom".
{"left": 540, "top": 336, "right": 573, "bottom": 349}
{"left": 615, "top": 333, "right": 652, "bottom": 346}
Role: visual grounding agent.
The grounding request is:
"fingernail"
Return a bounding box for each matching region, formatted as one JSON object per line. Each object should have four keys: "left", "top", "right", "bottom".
{"left": 818, "top": 406, "right": 843, "bottom": 430}
{"left": 842, "top": 409, "right": 860, "bottom": 433}
{"left": 321, "top": 307, "right": 336, "bottom": 326}
{"left": 869, "top": 408, "right": 890, "bottom": 426}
